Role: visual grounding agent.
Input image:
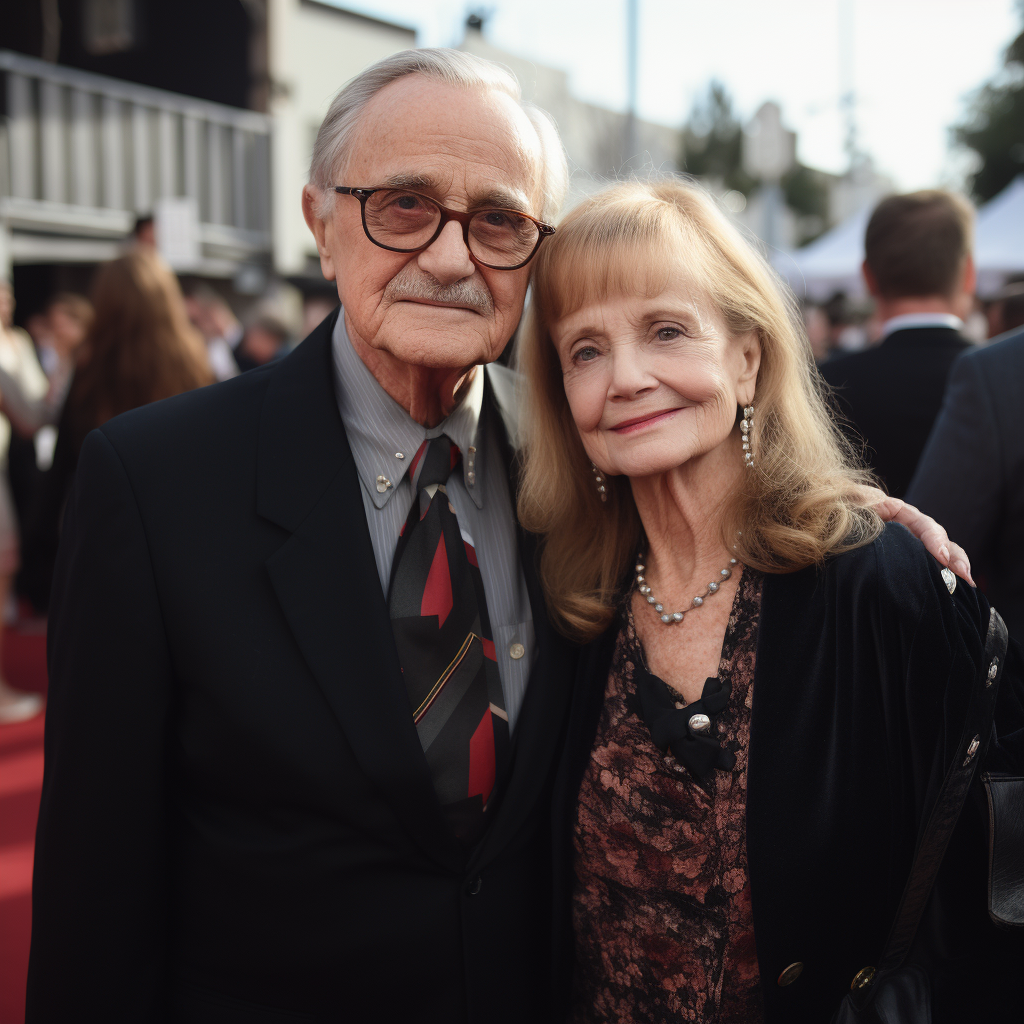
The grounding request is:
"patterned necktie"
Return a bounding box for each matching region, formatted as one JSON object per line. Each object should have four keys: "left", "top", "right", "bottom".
{"left": 388, "top": 435, "right": 510, "bottom": 845}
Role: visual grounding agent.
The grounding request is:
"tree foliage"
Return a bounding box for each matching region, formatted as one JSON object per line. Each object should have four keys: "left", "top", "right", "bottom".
{"left": 956, "top": 7, "right": 1024, "bottom": 202}
{"left": 681, "top": 82, "right": 756, "bottom": 195}
{"left": 681, "top": 81, "right": 830, "bottom": 243}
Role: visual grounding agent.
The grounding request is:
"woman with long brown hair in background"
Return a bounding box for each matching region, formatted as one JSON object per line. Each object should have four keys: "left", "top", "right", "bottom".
{"left": 20, "top": 249, "right": 213, "bottom": 613}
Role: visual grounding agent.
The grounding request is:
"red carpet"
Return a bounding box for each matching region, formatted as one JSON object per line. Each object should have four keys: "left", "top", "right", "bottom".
{"left": 0, "top": 618, "right": 48, "bottom": 1024}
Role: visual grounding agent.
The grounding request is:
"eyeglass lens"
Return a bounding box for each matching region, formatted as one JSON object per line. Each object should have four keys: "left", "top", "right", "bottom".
{"left": 364, "top": 190, "right": 540, "bottom": 266}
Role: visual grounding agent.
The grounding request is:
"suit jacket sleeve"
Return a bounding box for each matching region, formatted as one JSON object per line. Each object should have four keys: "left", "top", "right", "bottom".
{"left": 906, "top": 351, "right": 1001, "bottom": 562}
{"left": 27, "top": 428, "right": 174, "bottom": 1023}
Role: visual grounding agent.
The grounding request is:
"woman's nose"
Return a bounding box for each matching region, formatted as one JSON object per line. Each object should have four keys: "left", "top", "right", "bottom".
{"left": 608, "top": 344, "right": 657, "bottom": 399}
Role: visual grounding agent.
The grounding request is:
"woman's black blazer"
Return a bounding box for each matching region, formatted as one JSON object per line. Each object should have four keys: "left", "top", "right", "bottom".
{"left": 552, "top": 523, "right": 1024, "bottom": 1024}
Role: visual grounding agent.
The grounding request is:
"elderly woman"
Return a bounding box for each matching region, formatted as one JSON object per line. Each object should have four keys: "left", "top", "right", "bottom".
{"left": 516, "top": 181, "right": 1023, "bottom": 1024}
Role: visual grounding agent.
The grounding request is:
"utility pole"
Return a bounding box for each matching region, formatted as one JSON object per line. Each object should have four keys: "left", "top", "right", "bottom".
{"left": 624, "top": 0, "right": 638, "bottom": 169}
{"left": 839, "top": 0, "right": 858, "bottom": 170}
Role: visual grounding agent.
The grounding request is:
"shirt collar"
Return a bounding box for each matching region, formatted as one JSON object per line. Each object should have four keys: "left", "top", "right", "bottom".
{"left": 331, "top": 311, "right": 486, "bottom": 510}
{"left": 880, "top": 312, "right": 964, "bottom": 340}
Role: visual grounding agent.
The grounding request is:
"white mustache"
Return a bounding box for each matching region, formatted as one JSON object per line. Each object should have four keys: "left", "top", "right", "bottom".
{"left": 384, "top": 266, "right": 494, "bottom": 316}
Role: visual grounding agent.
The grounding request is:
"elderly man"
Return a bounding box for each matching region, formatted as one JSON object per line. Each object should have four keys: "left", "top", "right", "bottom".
{"left": 27, "top": 50, "right": 966, "bottom": 1024}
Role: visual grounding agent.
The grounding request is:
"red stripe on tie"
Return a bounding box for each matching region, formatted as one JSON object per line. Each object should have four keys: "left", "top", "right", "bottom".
{"left": 481, "top": 637, "right": 496, "bottom": 661}
{"left": 464, "top": 541, "right": 478, "bottom": 567}
{"left": 468, "top": 708, "right": 496, "bottom": 804}
{"left": 450, "top": 445, "right": 461, "bottom": 471}
{"left": 420, "top": 533, "right": 453, "bottom": 627}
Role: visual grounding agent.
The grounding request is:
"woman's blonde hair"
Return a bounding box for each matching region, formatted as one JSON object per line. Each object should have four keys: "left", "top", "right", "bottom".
{"left": 516, "top": 179, "right": 882, "bottom": 641}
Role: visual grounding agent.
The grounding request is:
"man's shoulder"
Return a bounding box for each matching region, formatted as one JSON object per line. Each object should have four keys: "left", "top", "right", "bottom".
{"left": 819, "top": 345, "right": 886, "bottom": 388}
{"left": 960, "top": 326, "right": 1024, "bottom": 377}
{"left": 101, "top": 360, "right": 276, "bottom": 459}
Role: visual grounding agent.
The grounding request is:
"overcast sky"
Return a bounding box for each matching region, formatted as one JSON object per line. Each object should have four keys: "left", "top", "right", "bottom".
{"left": 331, "top": 0, "right": 1021, "bottom": 192}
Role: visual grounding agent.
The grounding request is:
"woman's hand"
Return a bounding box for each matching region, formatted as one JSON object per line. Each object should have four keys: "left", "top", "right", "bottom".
{"left": 866, "top": 490, "right": 975, "bottom": 586}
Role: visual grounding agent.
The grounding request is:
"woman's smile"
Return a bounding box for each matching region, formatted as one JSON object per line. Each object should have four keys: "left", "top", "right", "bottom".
{"left": 609, "top": 407, "right": 683, "bottom": 434}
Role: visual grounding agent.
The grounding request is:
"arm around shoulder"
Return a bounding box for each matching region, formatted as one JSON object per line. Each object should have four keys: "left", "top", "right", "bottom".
{"left": 27, "top": 428, "right": 176, "bottom": 1022}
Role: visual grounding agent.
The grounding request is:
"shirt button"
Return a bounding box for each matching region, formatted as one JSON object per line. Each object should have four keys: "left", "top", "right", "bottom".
{"left": 509, "top": 642, "right": 525, "bottom": 660}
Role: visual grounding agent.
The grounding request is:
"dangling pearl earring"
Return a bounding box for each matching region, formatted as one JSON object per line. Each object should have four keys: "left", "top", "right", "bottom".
{"left": 591, "top": 462, "right": 607, "bottom": 502}
{"left": 741, "top": 404, "right": 754, "bottom": 468}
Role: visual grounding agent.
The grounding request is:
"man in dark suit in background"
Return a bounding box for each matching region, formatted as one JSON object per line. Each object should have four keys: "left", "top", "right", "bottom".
{"left": 821, "top": 190, "right": 975, "bottom": 498}
{"left": 908, "top": 325, "right": 1024, "bottom": 644}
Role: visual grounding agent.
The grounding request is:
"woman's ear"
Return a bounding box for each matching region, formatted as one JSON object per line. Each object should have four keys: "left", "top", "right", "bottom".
{"left": 736, "top": 329, "right": 761, "bottom": 405}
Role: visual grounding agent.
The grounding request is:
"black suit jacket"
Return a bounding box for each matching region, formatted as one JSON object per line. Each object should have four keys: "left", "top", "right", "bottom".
{"left": 552, "top": 525, "right": 1024, "bottom": 1023}
{"left": 907, "top": 327, "right": 1024, "bottom": 645}
{"left": 820, "top": 327, "right": 971, "bottom": 497}
{"left": 27, "top": 310, "right": 577, "bottom": 1024}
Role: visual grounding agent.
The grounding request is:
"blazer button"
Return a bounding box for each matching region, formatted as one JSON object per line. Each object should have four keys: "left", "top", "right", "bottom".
{"left": 777, "top": 962, "right": 804, "bottom": 986}
{"left": 466, "top": 877, "right": 482, "bottom": 896}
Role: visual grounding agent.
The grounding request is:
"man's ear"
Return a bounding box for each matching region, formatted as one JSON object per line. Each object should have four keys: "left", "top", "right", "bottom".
{"left": 862, "top": 260, "right": 880, "bottom": 298}
{"left": 302, "top": 186, "right": 337, "bottom": 282}
{"left": 961, "top": 253, "right": 977, "bottom": 298}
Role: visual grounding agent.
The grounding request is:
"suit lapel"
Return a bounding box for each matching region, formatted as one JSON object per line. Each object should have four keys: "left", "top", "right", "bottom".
{"left": 258, "top": 312, "right": 464, "bottom": 871}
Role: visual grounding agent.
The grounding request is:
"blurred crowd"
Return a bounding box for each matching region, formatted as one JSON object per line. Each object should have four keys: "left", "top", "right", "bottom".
{"left": 0, "top": 228, "right": 334, "bottom": 724}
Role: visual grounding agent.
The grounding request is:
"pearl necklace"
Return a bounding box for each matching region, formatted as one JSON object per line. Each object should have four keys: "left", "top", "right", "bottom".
{"left": 635, "top": 552, "right": 740, "bottom": 625}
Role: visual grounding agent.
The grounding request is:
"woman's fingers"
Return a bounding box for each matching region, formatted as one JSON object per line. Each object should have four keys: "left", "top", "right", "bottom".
{"left": 880, "top": 496, "right": 976, "bottom": 587}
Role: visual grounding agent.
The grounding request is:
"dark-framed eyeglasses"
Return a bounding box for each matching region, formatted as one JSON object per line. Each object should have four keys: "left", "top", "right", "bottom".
{"left": 333, "top": 186, "right": 555, "bottom": 271}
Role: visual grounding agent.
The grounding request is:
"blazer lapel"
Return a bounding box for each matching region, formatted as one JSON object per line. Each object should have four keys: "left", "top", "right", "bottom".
{"left": 258, "top": 312, "right": 464, "bottom": 871}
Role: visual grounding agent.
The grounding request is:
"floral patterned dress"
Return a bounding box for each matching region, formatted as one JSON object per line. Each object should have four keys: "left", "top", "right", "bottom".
{"left": 571, "top": 568, "right": 765, "bottom": 1024}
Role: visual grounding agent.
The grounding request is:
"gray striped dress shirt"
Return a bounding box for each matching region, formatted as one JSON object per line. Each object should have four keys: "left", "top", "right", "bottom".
{"left": 332, "top": 313, "right": 534, "bottom": 733}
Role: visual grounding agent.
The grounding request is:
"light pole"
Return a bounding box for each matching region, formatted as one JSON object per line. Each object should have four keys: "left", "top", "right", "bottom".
{"left": 625, "top": 0, "right": 638, "bottom": 168}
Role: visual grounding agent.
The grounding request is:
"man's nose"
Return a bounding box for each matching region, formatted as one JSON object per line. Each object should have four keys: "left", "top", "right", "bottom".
{"left": 416, "top": 219, "right": 476, "bottom": 285}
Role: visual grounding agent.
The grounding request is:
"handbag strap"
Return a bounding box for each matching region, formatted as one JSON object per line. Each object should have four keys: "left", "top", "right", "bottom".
{"left": 876, "top": 605, "right": 1009, "bottom": 972}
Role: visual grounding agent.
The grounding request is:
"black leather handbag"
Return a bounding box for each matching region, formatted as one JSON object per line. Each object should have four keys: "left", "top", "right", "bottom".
{"left": 831, "top": 606, "right": 1017, "bottom": 1024}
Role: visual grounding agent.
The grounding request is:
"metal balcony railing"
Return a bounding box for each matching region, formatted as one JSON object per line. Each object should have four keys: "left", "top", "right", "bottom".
{"left": 0, "top": 50, "right": 272, "bottom": 267}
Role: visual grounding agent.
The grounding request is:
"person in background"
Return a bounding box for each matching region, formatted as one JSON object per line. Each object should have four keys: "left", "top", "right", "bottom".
{"left": 132, "top": 214, "right": 156, "bottom": 250}
{"left": 302, "top": 293, "right": 338, "bottom": 337}
{"left": 820, "top": 191, "right": 975, "bottom": 498}
{"left": 803, "top": 303, "right": 831, "bottom": 363}
{"left": 184, "top": 284, "right": 244, "bottom": 381}
{"left": 0, "top": 281, "right": 49, "bottom": 723}
{"left": 18, "top": 250, "right": 213, "bottom": 613}
{"left": 236, "top": 313, "right": 290, "bottom": 369}
{"left": 908, "top": 322, "right": 1024, "bottom": 645}
{"left": 0, "top": 293, "right": 92, "bottom": 439}
{"left": 985, "top": 279, "right": 1024, "bottom": 339}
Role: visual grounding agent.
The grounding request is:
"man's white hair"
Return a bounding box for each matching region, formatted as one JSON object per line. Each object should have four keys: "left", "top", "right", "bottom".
{"left": 308, "top": 48, "right": 568, "bottom": 223}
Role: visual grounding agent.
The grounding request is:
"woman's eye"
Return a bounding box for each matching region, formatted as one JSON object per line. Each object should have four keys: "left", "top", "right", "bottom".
{"left": 656, "top": 327, "right": 683, "bottom": 341}
{"left": 574, "top": 345, "right": 599, "bottom": 363}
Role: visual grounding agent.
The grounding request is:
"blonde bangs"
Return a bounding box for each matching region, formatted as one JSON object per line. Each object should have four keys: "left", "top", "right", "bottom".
{"left": 532, "top": 199, "right": 686, "bottom": 326}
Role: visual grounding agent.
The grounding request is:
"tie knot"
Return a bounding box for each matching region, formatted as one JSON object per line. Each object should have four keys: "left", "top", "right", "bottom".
{"left": 412, "top": 436, "right": 459, "bottom": 490}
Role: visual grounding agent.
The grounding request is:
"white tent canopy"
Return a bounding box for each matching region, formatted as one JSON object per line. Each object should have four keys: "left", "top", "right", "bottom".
{"left": 773, "top": 206, "right": 870, "bottom": 302}
{"left": 974, "top": 175, "right": 1024, "bottom": 294}
{"left": 776, "top": 175, "right": 1024, "bottom": 302}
